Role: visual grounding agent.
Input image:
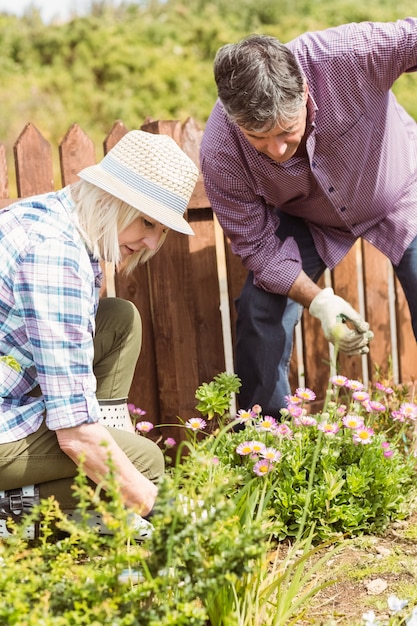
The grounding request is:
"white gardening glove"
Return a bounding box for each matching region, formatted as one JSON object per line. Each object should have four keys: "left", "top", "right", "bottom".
{"left": 309, "top": 288, "right": 374, "bottom": 355}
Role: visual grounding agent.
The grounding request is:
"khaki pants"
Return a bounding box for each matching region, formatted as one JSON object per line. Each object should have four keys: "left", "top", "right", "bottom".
{"left": 0, "top": 298, "right": 164, "bottom": 508}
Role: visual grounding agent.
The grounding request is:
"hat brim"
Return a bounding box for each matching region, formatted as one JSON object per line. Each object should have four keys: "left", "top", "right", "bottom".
{"left": 78, "top": 164, "right": 195, "bottom": 236}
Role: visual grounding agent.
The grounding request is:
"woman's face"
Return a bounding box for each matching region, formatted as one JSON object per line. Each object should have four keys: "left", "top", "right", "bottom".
{"left": 118, "top": 215, "right": 167, "bottom": 260}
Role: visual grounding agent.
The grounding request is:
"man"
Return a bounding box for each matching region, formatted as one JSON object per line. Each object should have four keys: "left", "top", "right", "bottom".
{"left": 200, "top": 20, "right": 417, "bottom": 418}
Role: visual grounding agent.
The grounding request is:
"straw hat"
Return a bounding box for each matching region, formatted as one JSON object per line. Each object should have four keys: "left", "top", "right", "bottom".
{"left": 78, "top": 130, "right": 199, "bottom": 235}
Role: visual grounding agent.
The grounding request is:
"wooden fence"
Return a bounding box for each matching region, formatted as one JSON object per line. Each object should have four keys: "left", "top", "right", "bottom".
{"left": 1, "top": 119, "right": 416, "bottom": 443}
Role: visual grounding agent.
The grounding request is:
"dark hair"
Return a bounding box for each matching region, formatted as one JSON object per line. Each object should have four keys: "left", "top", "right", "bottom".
{"left": 214, "top": 34, "right": 306, "bottom": 131}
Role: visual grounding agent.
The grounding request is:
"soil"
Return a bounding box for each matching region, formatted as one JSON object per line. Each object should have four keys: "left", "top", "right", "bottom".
{"left": 295, "top": 509, "right": 417, "bottom": 625}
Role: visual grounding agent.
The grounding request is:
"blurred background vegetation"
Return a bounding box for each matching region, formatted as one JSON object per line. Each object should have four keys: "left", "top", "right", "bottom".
{"left": 0, "top": 0, "right": 416, "bottom": 190}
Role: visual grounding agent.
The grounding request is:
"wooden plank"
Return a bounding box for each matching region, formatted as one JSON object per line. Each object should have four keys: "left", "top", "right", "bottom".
{"left": 362, "top": 241, "right": 392, "bottom": 380}
{"left": 141, "top": 119, "right": 182, "bottom": 144}
{"left": 115, "top": 264, "right": 160, "bottom": 423}
{"left": 224, "top": 238, "right": 248, "bottom": 351}
{"left": 333, "top": 244, "right": 365, "bottom": 382}
{"left": 0, "top": 143, "right": 9, "bottom": 199}
{"left": 104, "top": 120, "right": 129, "bottom": 153}
{"left": 14, "top": 123, "right": 54, "bottom": 197}
{"left": 147, "top": 229, "right": 200, "bottom": 443}
{"left": 59, "top": 124, "right": 96, "bottom": 186}
{"left": 302, "top": 274, "right": 330, "bottom": 395}
{"left": 395, "top": 276, "right": 417, "bottom": 385}
{"left": 187, "top": 207, "right": 225, "bottom": 383}
{"left": 181, "top": 117, "right": 210, "bottom": 209}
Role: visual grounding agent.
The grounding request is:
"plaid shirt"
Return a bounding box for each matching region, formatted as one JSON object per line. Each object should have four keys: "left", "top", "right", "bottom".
{"left": 200, "top": 18, "right": 417, "bottom": 294}
{"left": 0, "top": 188, "right": 102, "bottom": 443}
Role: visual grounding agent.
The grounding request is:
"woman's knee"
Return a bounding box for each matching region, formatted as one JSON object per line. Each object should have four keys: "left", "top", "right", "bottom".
{"left": 96, "top": 297, "right": 142, "bottom": 337}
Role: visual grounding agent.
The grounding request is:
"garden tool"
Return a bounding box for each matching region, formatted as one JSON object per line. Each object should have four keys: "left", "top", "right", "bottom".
{"left": 0, "top": 484, "right": 39, "bottom": 539}
{"left": 98, "top": 398, "right": 135, "bottom": 432}
{"left": 309, "top": 287, "right": 374, "bottom": 355}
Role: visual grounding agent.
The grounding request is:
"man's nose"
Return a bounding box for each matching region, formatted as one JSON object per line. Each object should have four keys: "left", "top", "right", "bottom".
{"left": 265, "top": 136, "right": 287, "bottom": 158}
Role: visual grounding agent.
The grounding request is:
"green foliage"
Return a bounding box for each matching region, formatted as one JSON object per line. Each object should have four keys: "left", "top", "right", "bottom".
{"left": 0, "top": 447, "right": 339, "bottom": 626}
{"left": 195, "top": 371, "right": 241, "bottom": 420}
{"left": 1, "top": 370, "right": 417, "bottom": 624}
{"left": 190, "top": 373, "right": 417, "bottom": 541}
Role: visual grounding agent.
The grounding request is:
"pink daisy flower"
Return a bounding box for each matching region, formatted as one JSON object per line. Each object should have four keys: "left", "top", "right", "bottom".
{"left": 352, "top": 426, "right": 374, "bottom": 444}
{"left": 374, "top": 382, "right": 394, "bottom": 395}
{"left": 256, "top": 416, "right": 278, "bottom": 432}
{"left": 260, "top": 447, "right": 282, "bottom": 463}
{"left": 236, "top": 441, "right": 255, "bottom": 456}
{"left": 285, "top": 394, "right": 302, "bottom": 406}
{"left": 185, "top": 417, "right": 207, "bottom": 431}
{"left": 318, "top": 422, "right": 339, "bottom": 436}
{"left": 164, "top": 437, "right": 176, "bottom": 448}
{"left": 128, "top": 404, "right": 147, "bottom": 416}
{"left": 274, "top": 423, "right": 294, "bottom": 438}
{"left": 345, "top": 379, "right": 365, "bottom": 391}
{"left": 287, "top": 404, "right": 304, "bottom": 418}
{"left": 398, "top": 402, "right": 417, "bottom": 421}
{"left": 391, "top": 410, "right": 406, "bottom": 423}
{"left": 330, "top": 375, "right": 348, "bottom": 387}
{"left": 253, "top": 459, "right": 274, "bottom": 477}
{"left": 381, "top": 442, "right": 394, "bottom": 458}
{"left": 342, "top": 414, "right": 364, "bottom": 429}
{"left": 136, "top": 421, "right": 154, "bottom": 433}
{"left": 299, "top": 415, "right": 317, "bottom": 427}
{"left": 363, "top": 400, "right": 386, "bottom": 413}
{"left": 336, "top": 404, "right": 347, "bottom": 417}
{"left": 236, "top": 409, "right": 254, "bottom": 424}
{"left": 352, "top": 390, "right": 370, "bottom": 403}
{"left": 250, "top": 440, "right": 267, "bottom": 455}
{"left": 295, "top": 387, "right": 316, "bottom": 402}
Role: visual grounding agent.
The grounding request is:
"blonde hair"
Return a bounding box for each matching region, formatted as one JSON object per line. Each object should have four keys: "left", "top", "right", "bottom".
{"left": 70, "top": 179, "right": 167, "bottom": 274}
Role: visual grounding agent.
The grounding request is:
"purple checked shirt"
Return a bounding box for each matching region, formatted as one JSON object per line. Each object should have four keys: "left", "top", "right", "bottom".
{"left": 200, "top": 18, "right": 417, "bottom": 295}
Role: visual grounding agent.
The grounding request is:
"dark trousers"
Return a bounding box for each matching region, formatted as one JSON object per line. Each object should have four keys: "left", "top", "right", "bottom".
{"left": 235, "top": 213, "right": 417, "bottom": 418}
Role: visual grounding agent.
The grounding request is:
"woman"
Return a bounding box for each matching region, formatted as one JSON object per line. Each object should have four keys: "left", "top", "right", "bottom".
{"left": 0, "top": 130, "right": 199, "bottom": 538}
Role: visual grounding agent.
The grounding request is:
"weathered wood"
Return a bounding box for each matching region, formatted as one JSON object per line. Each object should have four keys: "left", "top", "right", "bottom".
{"left": 147, "top": 230, "right": 201, "bottom": 442}
{"left": 104, "top": 120, "right": 129, "bottom": 154}
{"left": 115, "top": 263, "right": 160, "bottom": 422}
{"left": 395, "top": 276, "right": 417, "bottom": 384}
{"left": 302, "top": 275, "right": 329, "bottom": 394}
{"left": 14, "top": 123, "right": 54, "bottom": 196}
{"left": 187, "top": 208, "right": 226, "bottom": 382}
{"left": 0, "top": 143, "right": 8, "bottom": 199}
{"left": 59, "top": 124, "right": 96, "bottom": 185}
{"left": 333, "top": 243, "right": 365, "bottom": 382}
{"left": 362, "top": 241, "right": 392, "bottom": 379}
{"left": 181, "top": 117, "right": 210, "bottom": 209}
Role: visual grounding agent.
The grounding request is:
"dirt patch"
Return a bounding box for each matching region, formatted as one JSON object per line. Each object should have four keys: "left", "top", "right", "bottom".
{"left": 295, "top": 509, "right": 417, "bottom": 624}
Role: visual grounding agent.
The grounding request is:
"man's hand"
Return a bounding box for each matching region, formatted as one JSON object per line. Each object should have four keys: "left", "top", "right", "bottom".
{"left": 309, "top": 288, "right": 374, "bottom": 355}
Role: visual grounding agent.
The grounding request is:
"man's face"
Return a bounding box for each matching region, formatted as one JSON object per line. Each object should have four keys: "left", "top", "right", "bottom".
{"left": 239, "top": 88, "right": 309, "bottom": 163}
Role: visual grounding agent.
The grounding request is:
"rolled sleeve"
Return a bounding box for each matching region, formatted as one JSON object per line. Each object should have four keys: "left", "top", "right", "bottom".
{"left": 15, "top": 236, "right": 100, "bottom": 430}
